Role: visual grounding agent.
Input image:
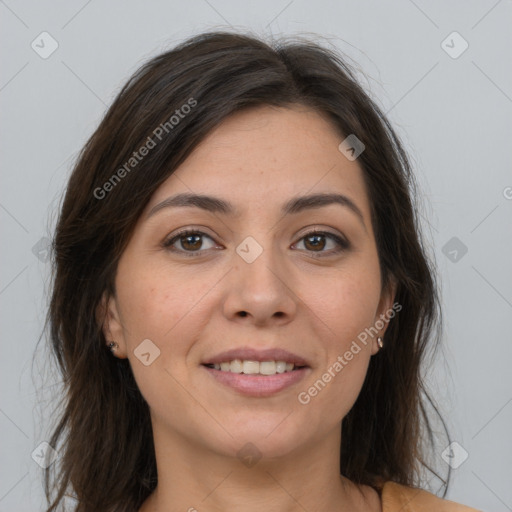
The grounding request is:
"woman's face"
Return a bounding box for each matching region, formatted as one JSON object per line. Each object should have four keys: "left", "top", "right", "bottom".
{"left": 103, "top": 104, "right": 396, "bottom": 460}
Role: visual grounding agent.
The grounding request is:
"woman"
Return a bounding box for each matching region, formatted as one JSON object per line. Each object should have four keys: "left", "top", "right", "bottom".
{"left": 43, "top": 30, "right": 479, "bottom": 511}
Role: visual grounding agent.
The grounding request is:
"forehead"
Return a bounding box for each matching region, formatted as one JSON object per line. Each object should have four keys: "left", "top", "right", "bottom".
{"left": 145, "top": 105, "right": 371, "bottom": 223}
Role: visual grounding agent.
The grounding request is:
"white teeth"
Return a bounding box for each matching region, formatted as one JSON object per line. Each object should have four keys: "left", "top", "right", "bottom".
{"left": 242, "top": 360, "right": 260, "bottom": 374}
{"left": 275, "top": 361, "right": 286, "bottom": 373}
{"left": 259, "top": 361, "right": 276, "bottom": 375}
{"left": 230, "top": 359, "right": 243, "bottom": 373}
{"left": 208, "top": 360, "right": 299, "bottom": 375}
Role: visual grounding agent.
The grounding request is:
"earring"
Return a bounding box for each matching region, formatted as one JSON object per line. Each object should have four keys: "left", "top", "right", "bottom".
{"left": 377, "top": 337, "right": 384, "bottom": 349}
{"left": 108, "top": 341, "right": 119, "bottom": 352}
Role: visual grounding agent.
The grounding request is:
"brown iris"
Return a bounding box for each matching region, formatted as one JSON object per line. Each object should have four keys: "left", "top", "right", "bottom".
{"left": 303, "top": 234, "right": 326, "bottom": 251}
{"left": 180, "top": 233, "right": 203, "bottom": 251}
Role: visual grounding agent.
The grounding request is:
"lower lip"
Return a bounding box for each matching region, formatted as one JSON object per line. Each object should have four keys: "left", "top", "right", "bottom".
{"left": 202, "top": 365, "right": 309, "bottom": 397}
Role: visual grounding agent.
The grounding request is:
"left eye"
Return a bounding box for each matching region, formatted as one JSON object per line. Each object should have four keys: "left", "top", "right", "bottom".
{"left": 293, "top": 231, "right": 349, "bottom": 255}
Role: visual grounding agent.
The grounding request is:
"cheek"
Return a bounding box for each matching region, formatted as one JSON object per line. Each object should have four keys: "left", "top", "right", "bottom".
{"left": 299, "top": 272, "right": 379, "bottom": 414}
{"left": 116, "top": 276, "right": 176, "bottom": 342}
{"left": 114, "top": 262, "right": 204, "bottom": 408}
{"left": 115, "top": 258, "right": 216, "bottom": 360}
{"left": 116, "top": 253, "right": 177, "bottom": 331}
{"left": 312, "top": 268, "right": 381, "bottom": 346}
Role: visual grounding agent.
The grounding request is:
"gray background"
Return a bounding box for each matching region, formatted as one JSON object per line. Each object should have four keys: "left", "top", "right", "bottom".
{"left": 1, "top": 1, "right": 511, "bottom": 511}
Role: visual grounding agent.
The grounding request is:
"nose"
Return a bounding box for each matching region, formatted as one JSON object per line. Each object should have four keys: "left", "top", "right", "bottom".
{"left": 223, "top": 241, "right": 298, "bottom": 327}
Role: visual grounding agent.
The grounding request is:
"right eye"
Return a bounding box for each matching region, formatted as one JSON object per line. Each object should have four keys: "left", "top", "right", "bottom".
{"left": 162, "top": 229, "right": 220, "bottom": 257}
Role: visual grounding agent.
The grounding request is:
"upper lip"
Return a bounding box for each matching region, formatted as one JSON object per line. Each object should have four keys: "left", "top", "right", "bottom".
{"left": 202, "top": 347, "right": 310, "bottom": 367}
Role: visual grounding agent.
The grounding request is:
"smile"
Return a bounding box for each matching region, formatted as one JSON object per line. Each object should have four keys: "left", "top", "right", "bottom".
{"left": 201, "top": 362, "right": 309, "bottom": 397}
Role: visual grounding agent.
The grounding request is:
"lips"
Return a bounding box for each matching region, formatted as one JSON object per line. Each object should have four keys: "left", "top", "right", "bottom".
{"left": 202, "top": 364, "right": 310, "bottom": 397}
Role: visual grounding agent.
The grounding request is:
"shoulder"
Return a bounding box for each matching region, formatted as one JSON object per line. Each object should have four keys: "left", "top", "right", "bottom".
{"left": 380, "top": 481, "right": 482, "bottom": 512}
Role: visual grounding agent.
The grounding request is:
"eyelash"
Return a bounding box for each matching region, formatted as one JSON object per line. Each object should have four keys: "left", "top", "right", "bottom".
{"left": 162, "top": 228, "right": 350, "bottom": 258}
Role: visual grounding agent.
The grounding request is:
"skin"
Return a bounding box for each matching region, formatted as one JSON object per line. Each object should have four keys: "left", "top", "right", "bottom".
{"left": 101, "top": 104, "right": 396, "bottom": 512}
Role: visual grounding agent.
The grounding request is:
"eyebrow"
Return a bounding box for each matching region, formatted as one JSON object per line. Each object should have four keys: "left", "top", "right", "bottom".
{"left": 146, "top": 192, "right": 367, "bottom": 231}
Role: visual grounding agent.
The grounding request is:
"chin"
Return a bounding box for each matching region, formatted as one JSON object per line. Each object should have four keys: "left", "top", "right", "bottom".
{"left": 200, "top": 414, "right": 310, "bottom": 461}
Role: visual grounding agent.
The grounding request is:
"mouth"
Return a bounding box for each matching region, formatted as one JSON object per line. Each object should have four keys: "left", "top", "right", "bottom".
{"left": 200, "top": 348, "right": 311, "bottom": 397}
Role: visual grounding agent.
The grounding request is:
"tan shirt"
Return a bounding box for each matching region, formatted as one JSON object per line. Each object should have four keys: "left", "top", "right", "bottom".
{"left": 380, "top": 481, "right": 481, "bottom": 511}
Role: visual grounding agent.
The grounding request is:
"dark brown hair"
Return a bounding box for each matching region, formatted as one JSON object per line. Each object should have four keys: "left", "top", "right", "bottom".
{"left": 42, "top": 29, "right": 449, "bottom": 511}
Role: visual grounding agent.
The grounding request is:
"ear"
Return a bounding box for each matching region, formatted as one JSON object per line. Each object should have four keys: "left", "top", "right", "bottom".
{"left": 371, "top": 275, "right": 399, "bottom": 355}
{"left": 96, "top": 291, "right": 127, "bottom": 358}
